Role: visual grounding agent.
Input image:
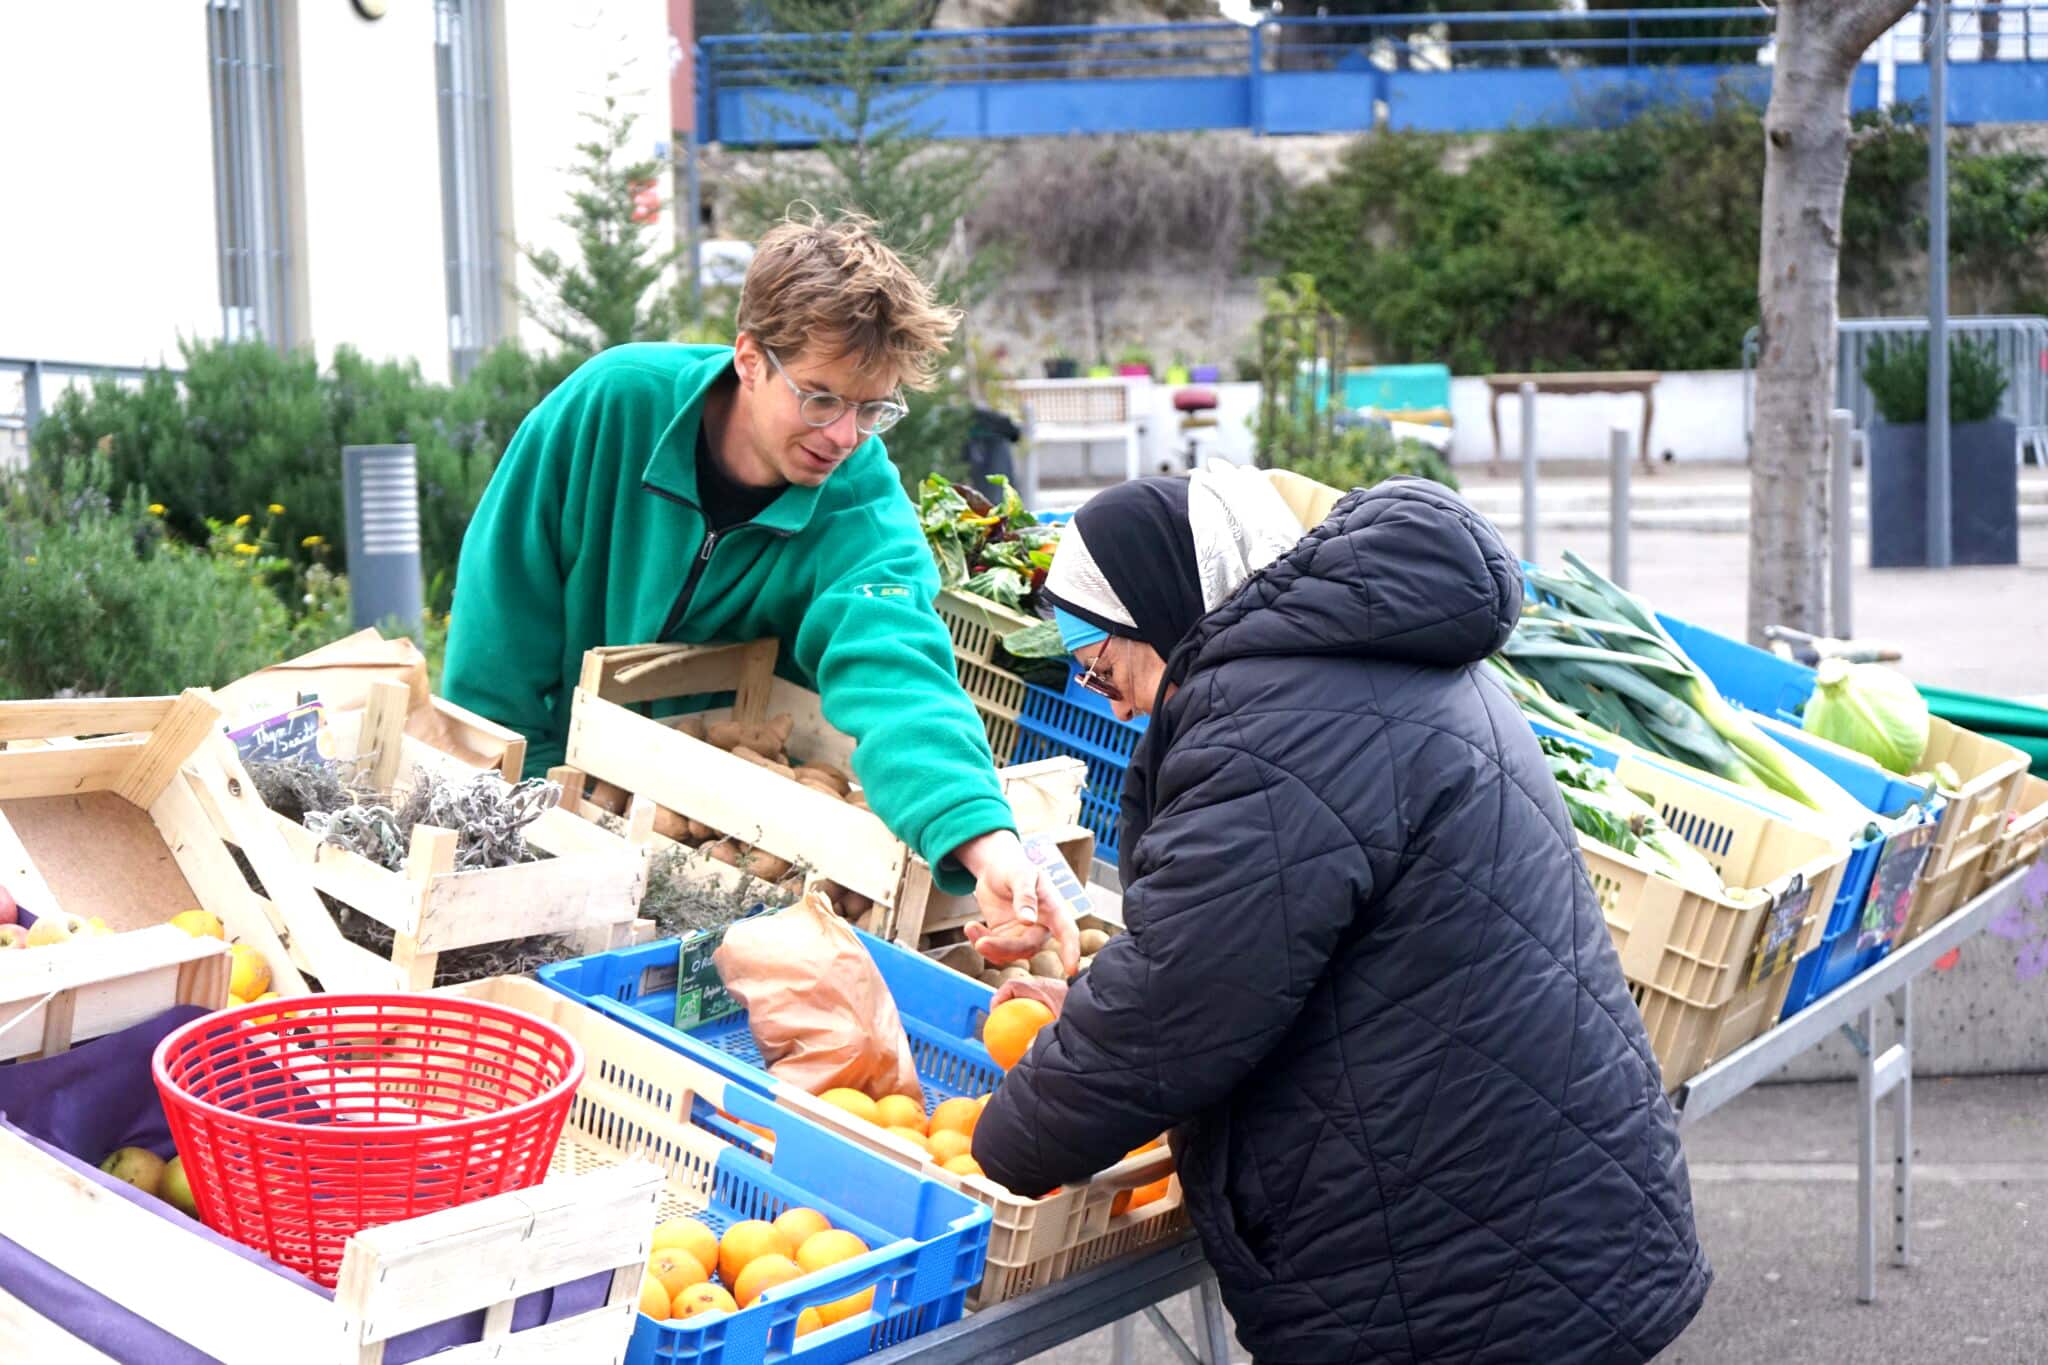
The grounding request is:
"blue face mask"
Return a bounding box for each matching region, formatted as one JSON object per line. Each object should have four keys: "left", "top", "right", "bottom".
{"left": 1053, "top": 606, "right": 1110, "bottom": 656}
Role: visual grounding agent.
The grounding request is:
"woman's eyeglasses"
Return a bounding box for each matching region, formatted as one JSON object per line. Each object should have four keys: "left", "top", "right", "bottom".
{"left": 1074, "top": 641, "right": 1123, "bottom": 704}
{"left": 762, "top": 346, "right": 909, "bottom": 437}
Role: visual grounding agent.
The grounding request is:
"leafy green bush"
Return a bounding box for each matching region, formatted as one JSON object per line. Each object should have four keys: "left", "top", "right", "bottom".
{"left": 1861, "top": 336, "right": 2009, "bottom": 425}
{"left": 0, "top": 464, "right": 352, "bottom": 698}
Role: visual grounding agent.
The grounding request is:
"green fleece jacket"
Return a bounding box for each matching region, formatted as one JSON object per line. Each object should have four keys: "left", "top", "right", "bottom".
{"left": 444, "top": 343, "right": 1013, "bottom": 893}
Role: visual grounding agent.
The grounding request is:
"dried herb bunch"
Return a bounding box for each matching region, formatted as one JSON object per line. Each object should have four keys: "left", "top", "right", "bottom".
{"left": 640, "top": 844, "right": 804, "bottom": 940}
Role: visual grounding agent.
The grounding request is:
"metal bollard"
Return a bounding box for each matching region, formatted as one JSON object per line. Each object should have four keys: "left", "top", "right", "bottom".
{"left": 1609, "top": 425, "right": 1631, "bottom": 589}
{"left": 1520, "top": 381, "right": 1539, "bottom": 564}
{"left": 1830, "top": 410, "right": 1856, "bottom": 639}
{"left": 341, "top": 444, "right": 426, "bottom": 640}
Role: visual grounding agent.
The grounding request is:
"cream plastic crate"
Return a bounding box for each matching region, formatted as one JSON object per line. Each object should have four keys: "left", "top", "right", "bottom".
{"left": 1974, "top": 774, "right": 2048, "bottom": 896}
{"left": 1633, "top": 966, "right": 1799, "bottom": 1093}
{"left": 936, "top": 591, "right": 1039, "bottom": 762}
{"left": 0, "top": 946, "right": 662, "bottom": 1365}
{"left": 1898, "top": 839, "right": 1994, "bottom": 946}
{"left": 1581, "top": 756, "right": 1847, "bottom": 1010}
{"left": 1921, "top": 717, "right": 2029, "bottom": 879}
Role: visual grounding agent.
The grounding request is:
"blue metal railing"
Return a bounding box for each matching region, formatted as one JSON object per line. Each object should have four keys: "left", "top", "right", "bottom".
{"left": 696, "top": 4, "right": 2048, "bottom": 144}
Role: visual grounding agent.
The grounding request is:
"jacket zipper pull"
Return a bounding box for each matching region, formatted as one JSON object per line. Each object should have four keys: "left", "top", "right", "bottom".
{"left": 698, "top": 530, "right": 718, "bottom": 560}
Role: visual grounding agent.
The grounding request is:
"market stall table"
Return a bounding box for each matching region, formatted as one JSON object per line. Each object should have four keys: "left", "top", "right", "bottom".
{"left": 1674, "top": 862, "right": 2040, "bottom": 1303}
{"left": 1486, "top": 371, "right": 1661, "bottom": 471}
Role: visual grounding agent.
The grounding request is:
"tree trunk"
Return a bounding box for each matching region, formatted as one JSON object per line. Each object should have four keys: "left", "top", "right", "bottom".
{"left": 1748, "top": 0, "right": 1915, "bottom": 645}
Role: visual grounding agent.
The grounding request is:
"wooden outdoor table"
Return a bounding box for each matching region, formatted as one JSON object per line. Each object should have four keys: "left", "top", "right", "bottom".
{"left": 1486, "top": 370, "right": 1662, "bottom": 471}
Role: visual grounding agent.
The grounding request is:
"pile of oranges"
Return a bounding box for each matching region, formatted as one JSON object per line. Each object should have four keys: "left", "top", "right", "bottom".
{"left": 639, "top": 1207, "right": 876, "bottom": 1335}
{"left": 818, "top": 1089, "right": 988, "bottom": 1178}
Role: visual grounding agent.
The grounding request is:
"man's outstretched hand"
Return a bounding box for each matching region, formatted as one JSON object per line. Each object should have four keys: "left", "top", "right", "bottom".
{"left": 951, "top": 830, "right": 1080, "bottom": 975}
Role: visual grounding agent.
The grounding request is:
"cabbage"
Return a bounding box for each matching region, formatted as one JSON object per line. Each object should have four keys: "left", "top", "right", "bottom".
{"left": 1802, "top": 659, "right": 1930, "bottom": 775}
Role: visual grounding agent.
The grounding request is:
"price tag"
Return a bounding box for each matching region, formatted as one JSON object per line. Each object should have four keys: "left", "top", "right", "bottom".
{"left": 1024, "top": 831, "right": 1094, "bottom": 920}
{"left": 1748, "top": 873, "right": 1815, "bottom": 987}
{"left": 672, "top": 907, "right": 766, "bottom": 1030}
{"left": 226, "top": 701, "right": 325, "bottom": 767}
{"left": 1858, "top": 820, "right": 1938, "bottom": 950}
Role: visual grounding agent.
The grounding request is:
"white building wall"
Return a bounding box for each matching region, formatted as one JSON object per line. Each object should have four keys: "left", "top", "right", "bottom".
{"left": 0, "top": 1, "right": 673, "bottom": 384}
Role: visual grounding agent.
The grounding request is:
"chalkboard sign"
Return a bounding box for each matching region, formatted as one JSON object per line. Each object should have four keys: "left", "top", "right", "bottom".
{"left": 227, "top": 701, "right": 325, "bottom": 768}
{"left": 1859, "top": 820, "right": 1938, "bottom": 950}
{"left": 672, "top": 907, "right": 766, "bottom": 1030}
{"left": 1748, "top": 873, "right": 1816, "bottom": 988}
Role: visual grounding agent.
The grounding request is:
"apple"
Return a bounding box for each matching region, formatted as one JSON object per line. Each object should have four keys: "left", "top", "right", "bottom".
{"left": 0, "top": 884, "right": 16, "bottom": 926}
{"left": 25, "top": 914, "right": 86, "bottom": 947}
{"left": 0, "top": 925, "right": 27, "bottom": 949}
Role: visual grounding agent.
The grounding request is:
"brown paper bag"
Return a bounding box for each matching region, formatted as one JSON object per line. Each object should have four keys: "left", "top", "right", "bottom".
{"left": 713, "top": 893, "right": 924, "bottom": 1103}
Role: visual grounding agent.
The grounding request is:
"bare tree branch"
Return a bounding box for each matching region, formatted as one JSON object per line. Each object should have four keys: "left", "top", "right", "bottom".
{"left": 1821, "top": 0, "right": 1919, "bottom": 62}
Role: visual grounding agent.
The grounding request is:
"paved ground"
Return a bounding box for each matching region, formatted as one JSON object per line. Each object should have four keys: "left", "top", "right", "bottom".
{"left": 1031, "top": 1076, "right": 2048, "bottom": 1364}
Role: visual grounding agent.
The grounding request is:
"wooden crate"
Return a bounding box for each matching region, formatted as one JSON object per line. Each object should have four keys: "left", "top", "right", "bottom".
{"left": 0, "top": 691, "right": 401, "bottom": 997}
{"left": 239, "top": 681, "right": 651, "bottom": 990}
{"left": 0, "top": 923, "right": 229, "bottom": 1064}
{"left": 0, "top": 939, "right": 661, "bottom": 1365}
{"left": 561, "top": 641, "right": 1085, "bottom": 942}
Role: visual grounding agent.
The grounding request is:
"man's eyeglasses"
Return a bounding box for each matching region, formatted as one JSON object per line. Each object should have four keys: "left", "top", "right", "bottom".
{"left": 1074, "top": 640, "right": 1123, "bottom": 704}
{"left": 762, "top": 346, "right": 909, "bottom": 437}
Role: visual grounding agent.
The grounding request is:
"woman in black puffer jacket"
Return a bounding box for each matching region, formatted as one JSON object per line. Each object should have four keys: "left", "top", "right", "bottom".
{"left": 971, "top": 471, "right": 1710, "bottom": 1365}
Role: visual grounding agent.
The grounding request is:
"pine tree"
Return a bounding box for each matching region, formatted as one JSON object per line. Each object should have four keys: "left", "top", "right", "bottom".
{"left": 520, "top": 78, "right": 691, "bottom": 355}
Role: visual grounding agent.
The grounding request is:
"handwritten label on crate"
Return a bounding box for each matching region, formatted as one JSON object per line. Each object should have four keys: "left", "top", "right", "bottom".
{"left": 1747, "top": 874, "right": 1815, "bottom": 988}
{"left": 1024, "top": 831, "right": 1094, "bottom": 921}
{"left": 672, "top": 908, "right": 766, "bottom": 1030}
{"left": 226, "top": 701, "right": 325, "bottom": 768}
{"left": 1858, "top": 820, "right": 1938, "bottom": 951}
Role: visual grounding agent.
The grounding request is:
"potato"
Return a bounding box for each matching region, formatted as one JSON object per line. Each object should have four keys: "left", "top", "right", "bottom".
{"left": 840, "top": 889, "right": 874, "bottom": 917}
{"left": 1077, "top": 929, "right": 1112, "bottom": 956}
{"left": 663, "top": 713, "right": 706, "bottom": 739}
{"left": 586, "top": 779, "right": 631, "bottom": 815}
{"left": 767, "top": 713, "right": 795, "bottom": 748}
{"left": 1028, "top": 949, "right": 1065, "bottom": 980}
{"left": 795, "top": 764, "right": 851, "bottom": 796}
{"left": 847, "top": 791, "right": 871, "bottom": 812}
{"left": 982, "top": 969, "right": 1007, "bottom": 988}
{"left": 684, "top": 818, "right": 717, "bottom": 842}
{"left": 706, "top": 721, "right": 785, "bottom": 755}
{"left": 737, "top": 847, "right": 793, "bottom": 882}
{"left": 702, "top": 839, "right": 744, "bottom": 867}
{"left": 776, "top": 874, "right": 807, "bottom": 899}
{"left": 651, "top": 805, "right": 692, "bottom": 842}
{"left": 732, "top": 746, "right": 797, "bottom": 781}
{"left": 796, "top": 777, "right": 845, "bottom": 802}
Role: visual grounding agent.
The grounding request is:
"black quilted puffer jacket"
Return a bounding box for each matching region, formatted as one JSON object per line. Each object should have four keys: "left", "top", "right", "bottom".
{"left": 974, "top": 479, "right": 1710, "bottom": 1364}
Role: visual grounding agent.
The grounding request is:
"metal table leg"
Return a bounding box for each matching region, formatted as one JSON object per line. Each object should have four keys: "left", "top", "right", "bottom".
{"left": 1195, "top": 1276, "right": 1234, "bottom": 1363}
{"left": 1846, "top": 982, "right": 1913, "bottom": 1304}
{"left": 1893, "top": 979, "right": 1914, "bottom": 1274}
{"left": 1111, "top": 1314, "right": 1136, "bottom": 1365}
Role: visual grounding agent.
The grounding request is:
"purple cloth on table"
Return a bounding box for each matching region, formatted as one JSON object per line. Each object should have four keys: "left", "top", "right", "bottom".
{"left": 0, "top": 1007, "right": 610, "bottom": 1363}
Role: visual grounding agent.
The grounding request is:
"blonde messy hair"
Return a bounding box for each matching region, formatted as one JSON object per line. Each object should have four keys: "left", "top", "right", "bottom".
{"left": 737, "top": 207, "right": 961, "bottom": 392}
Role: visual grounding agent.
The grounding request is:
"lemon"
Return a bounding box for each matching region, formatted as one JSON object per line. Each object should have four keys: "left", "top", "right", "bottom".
{"left": 169, "top": 909, "right": 225, "bottom": 939}
{"left": 228, "top": 943, "right": 272, "bottom": 999}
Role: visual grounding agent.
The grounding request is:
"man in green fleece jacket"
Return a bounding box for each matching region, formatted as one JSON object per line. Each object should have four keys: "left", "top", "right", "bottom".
{"left": 445, "top": 213, "right": 1072, "bottom": 968}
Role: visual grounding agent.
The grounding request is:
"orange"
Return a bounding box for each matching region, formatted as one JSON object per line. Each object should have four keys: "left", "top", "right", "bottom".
{"left": 797, "top": 1229, "right": 873, "bottom": 1326}
{"left": 649, "top": 1246, "right": 708, "bottom": 1299}
{"left": 651, "top": 1216, "right": 720, "bottom": 1277}
{"left": 982, "top": 999, "right": 1054, "bottom": 1071}
{"left": 819, "top": 1088, "right": 880, "bottom": 1125}
{"left": 928, "top": 1097, "right": 981, "bottom": 1138}
{"left": 638, "top": 1273, "right": 672, "bottom": 1320}
{"left": 719, "top": 1220, "right": 785, "bottom": 1287}
{"left": 733, "top": 1252, "right": 802, "bottom": 1308}
{"left": 926, "top": 1129, "right": 973, "bottom": 1165}
{"left": 886, "top": 1125, "right": 933, "bottom": 1153}
{"left": 942, "top": 1154, "right": 984, "bottom": 1178}
{"left": 874, "top": 1094, "right": 925, "bottom": 1133}
{"left": 672, "top": 1282, "right": 737, "bottom": 1319}
{"left": 773, "top": 1207, "right": 833, "bottom": 1256}
{"left": 1112, "top": 1178, "right": 1173, "bottom": 1217}
{"left": 797, "top": 1306, "right": 826, "bottom": 1337}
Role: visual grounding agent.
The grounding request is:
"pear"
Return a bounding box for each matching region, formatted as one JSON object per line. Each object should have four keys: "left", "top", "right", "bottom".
{"left": 98, "top": 1146, "right": 167, "bottom": 1197}
{"left": 161, "top": 1156, "right": 200, "bottom": 1217}
{"left": 24, "top": 914, "right": 86, "bottom": 947}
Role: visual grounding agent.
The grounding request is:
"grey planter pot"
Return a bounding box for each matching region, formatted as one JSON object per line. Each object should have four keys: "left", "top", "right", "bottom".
{"left": 1867, "top": 417, "right": 2019, "bottom": 568}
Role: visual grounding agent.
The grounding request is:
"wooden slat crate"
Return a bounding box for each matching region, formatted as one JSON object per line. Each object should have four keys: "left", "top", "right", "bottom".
{"left": 560, "top": 641, "right": 1085, "bottom": 943}
{"left": 0, "top": 923, "right": 229, "bottom": 1064}
{"left": 0, "top": 929, "right": 662, "bottom": 1365}
{"left": 0, "top": 691, "right": 398, "bottom": 997}
{"left": 232, "top": 681, "right": 651, "bottom": 990}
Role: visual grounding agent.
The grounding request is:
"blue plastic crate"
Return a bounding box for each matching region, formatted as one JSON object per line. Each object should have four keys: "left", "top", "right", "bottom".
{"left": 1656, "top": 612, "right": 1818, "bottom": 725}
{"left": 1010, "top": 673, "right": 1148, "bottom": 869}
{"left": 538, "top": 930, "right": 1004, "bottom": 1114}
{"left": 627, "top": 1073, "right": 990, "bottom": 1365}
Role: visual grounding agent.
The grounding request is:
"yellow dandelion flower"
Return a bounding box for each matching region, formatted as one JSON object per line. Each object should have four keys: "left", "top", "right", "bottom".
{"left": 23, "top": 555, "right": 36, "bottom": 565}
{"left": 232, "top": 543, "right": 258, "bottom": 556}
{"left": 301, "top": 534, "right": 324, "bottom": 548}
{"left": 148, "top": 503, "right": 167, "bottom": 516}
{"left": 234, "top": 513, "right": 252, "bottom": 527}
{"left": 268, "top": 503, "right": 285, "bottom": 515}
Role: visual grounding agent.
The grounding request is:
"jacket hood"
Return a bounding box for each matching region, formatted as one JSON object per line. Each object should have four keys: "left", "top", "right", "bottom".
{"left": 1174, "top": 477, "right": 1522, "bottom": 676}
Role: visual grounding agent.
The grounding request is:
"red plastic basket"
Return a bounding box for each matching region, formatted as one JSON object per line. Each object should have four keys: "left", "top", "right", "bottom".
{"left": 151, "top": 993, "right": 585, "bottom": 1287}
